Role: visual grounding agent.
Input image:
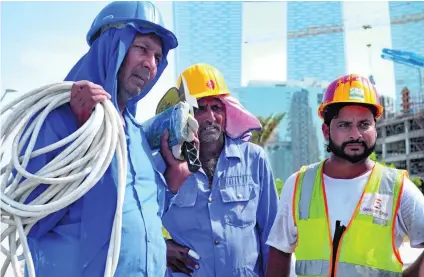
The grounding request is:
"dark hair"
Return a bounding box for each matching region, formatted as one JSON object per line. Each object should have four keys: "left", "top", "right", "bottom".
{"left": 323, "top": 103, "right": 377, "bottom": 126}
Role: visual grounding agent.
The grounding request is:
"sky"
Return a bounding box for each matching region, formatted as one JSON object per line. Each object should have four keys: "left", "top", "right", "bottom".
{"left": 1, "top": 1, "right": 397, "bottom": 122}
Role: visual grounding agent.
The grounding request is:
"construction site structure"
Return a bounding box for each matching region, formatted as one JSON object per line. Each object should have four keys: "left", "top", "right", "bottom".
{"left": 375, "top": 106, "right": 424, "bottom": 179}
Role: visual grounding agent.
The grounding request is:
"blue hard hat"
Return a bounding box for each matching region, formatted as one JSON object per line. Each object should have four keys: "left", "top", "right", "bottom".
{"left": 86, "top": 1, "right": 178, "bottom": 50}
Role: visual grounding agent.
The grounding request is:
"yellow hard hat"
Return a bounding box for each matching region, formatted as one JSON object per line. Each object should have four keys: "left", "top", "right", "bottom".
{"left": 156, "top": 63, "right": 229, "bottom": 115}
{"left": 318, "top": 74, "right": 384, "bottom": 119}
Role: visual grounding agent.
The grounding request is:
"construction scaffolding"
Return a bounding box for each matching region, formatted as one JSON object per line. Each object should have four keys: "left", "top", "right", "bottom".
{"left": 376, "top": 110, "right": 424, "bottom": 178}
{"left": 377, "top": 14, "right": 424, "bottom": 178}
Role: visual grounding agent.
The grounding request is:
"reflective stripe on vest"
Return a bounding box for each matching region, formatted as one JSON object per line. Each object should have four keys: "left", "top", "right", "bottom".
{"left": 293, "top": 161, "right": 405, "bottom": 277}
{"left": 295, "top": 260, "right": 401, "bottom": 277}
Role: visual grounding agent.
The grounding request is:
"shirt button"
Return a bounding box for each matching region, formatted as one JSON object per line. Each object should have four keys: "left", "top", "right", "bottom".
{"left": 208, "top": 197, "right": 212, "bottom": 203}
{"left": 237, "top": 193, "right": 242, "bottom": 198}
{"left": 214, "top": 240, "right": 219, "bottom": 245}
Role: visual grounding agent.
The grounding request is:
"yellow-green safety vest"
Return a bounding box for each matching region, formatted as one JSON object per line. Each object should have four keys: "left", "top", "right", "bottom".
{"left": 293, "top": 160, "right": 406, "bottom": 277}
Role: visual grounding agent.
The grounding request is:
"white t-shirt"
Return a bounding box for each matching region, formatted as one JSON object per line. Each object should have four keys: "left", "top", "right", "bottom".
{"left": 267, "top": 169, "right": 424, "bottom": 269}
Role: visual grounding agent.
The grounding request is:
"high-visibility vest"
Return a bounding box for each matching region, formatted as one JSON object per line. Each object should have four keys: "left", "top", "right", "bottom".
{"left": 293, "top": 160, "right": 406, "bottom": 277}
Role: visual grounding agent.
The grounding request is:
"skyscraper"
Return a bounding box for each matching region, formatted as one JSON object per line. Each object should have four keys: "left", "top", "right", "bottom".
{"left": 289, "top": 88, "right": 321, "bottom": 170}
{"left": 172, "top": 2, "right": 243, "bottom": 91}
{"left": 388, "top": 1, "right": 424, "bottom": 113}
{"left": 286, "top": 2, "right": 346, "bottom": 82}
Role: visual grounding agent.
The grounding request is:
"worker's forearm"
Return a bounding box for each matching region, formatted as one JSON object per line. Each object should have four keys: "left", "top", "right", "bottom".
{"left": 266, "top": 247, "right": 292, "bottom": 277}
{"left": 164, "top": 166, "right": 190, "bottom": 194}
{"left": 403, "top": 248, "right": 424, "bottom": 277}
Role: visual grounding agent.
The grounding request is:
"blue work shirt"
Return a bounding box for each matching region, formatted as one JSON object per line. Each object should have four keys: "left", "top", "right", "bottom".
{"left": 22, "top": 106, "right": 167, "bottom": 277}
{"left": 160, "top": 136, "right": 279, "bottom": 277}
{"left": 115, "top": 110, "right": 167, "bottom": 277}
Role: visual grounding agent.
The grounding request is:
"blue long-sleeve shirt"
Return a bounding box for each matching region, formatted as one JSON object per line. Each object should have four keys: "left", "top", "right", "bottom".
{"left": 22, "top": 106, "right": 167, "bottom": 277}
{"left": 160, "top": 136, "right": 279, "bottom": 277}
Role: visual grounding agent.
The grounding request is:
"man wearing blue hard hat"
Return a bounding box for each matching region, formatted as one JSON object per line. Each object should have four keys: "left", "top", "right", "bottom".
{"left": 20, "top": 2, "right": 184, "bottom": 277}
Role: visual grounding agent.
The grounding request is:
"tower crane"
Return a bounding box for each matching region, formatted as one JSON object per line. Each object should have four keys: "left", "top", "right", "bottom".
{"left": 381, "top": 48, "right": 424, "bottom": 114}
{"left": 244, "top": 12, "right": 424, "bottom": 44}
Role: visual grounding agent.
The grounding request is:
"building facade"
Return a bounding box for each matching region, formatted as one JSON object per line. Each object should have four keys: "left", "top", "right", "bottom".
{"left": 286, "top": 1, "right": 346, "bottom": 82}
{"left": 289, "top": 88, "right": 321, "bottom": 171}
{"left": 173, "top": 1, "right": 243, "bottom": 91}
{"left": 388, "top": 1, "right": 424, "bottom": 112}
{"left": 376, "top": 111, "right": 424, "bottom": 179}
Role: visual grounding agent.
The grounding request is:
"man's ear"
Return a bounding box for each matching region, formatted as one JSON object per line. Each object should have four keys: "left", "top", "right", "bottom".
{"left": 322, "top": 122, "right": 330, "bottom": 141}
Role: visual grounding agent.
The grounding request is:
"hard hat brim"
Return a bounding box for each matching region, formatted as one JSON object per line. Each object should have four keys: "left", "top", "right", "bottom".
{"left": 318, "top": 101, "right": 384, "bottom": 119}
{"left": 155, "top": 87, "right": 230, "bottom": 116}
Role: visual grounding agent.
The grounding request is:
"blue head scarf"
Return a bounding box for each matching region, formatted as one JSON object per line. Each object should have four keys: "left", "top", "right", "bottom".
{"left": 65, "top": 24, "right": 173, "bottom": 117}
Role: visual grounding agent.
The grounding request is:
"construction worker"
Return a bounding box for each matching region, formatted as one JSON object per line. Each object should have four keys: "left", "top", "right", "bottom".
{"left": 265, "top": 74, "right": 424, "bottom": 277}
{"left": 155, "top": 63, "right": 280, "bottom": 277}
{"left": 21, "top": 2, "right": 184, "bottom": 277}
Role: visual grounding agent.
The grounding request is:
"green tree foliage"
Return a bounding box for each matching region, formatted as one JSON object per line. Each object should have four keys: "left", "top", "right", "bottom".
{"left": 250, "top": 113, "right": 285, "bottom": 147}
{"left": 275, "top": 178, "right": 284, "bottom": 196}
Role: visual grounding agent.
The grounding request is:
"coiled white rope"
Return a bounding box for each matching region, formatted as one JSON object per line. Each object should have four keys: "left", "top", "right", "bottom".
{"left": 0, "top": 82, "right": 127, "bottom": 277}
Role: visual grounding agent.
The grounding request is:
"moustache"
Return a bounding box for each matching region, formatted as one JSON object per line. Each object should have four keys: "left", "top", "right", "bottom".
{"left": 342, "top": 140, "right": 367, "bottom": 148}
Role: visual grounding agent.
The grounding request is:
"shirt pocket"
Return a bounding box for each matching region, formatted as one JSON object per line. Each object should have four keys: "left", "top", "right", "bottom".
{"left": 219, "top": 175, "right": 258, "bottom": 228}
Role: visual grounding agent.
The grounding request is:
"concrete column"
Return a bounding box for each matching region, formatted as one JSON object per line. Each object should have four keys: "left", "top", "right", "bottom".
{"left": 405, "top": 120, "right": 410, "bottom": 155}
{"left": 382, "top": 125, "right": 387, "bottom": 159}
{"left": 406, "top": 159, "right": 411, "bottom": 173}
{"left": 382, "top": 143, "right": 387, "bottom": 159}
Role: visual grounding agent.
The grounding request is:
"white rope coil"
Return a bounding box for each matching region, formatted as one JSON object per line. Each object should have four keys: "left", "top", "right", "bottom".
{"left": 0, "top": 82, "right": 127, "bottom": 277}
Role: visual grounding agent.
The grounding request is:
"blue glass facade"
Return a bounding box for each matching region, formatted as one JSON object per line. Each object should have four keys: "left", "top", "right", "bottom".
{"left": 172, "top": 2, "right": 242, "bottom": 91}
{"left": 389, "top": 2, "right": 424, "bottom": 112}
{"left": 287, "top": 2, "right": 346, "bottom": 82}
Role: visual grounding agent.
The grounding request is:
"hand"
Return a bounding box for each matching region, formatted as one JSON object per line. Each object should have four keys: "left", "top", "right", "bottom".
{"left": 166, "top": 240, "right": 199, "bottom": 275}
{"left": 70, "top": 80, "right": 111, "bottom": 125}
{"left": 160, "top": 129, "right": 199, "bottom": 193}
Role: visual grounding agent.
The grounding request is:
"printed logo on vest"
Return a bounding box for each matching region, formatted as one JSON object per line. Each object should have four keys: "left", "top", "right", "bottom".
{"left": 359, "top": 193, "right": 393, "bottom": 221}
{"left": 373, "top": 198, "right": 382, "bottom": 209}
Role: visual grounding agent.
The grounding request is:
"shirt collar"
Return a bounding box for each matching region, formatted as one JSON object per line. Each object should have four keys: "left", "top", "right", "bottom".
{"left": 223, "top": 135, "right": 242, "bottom": 160}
